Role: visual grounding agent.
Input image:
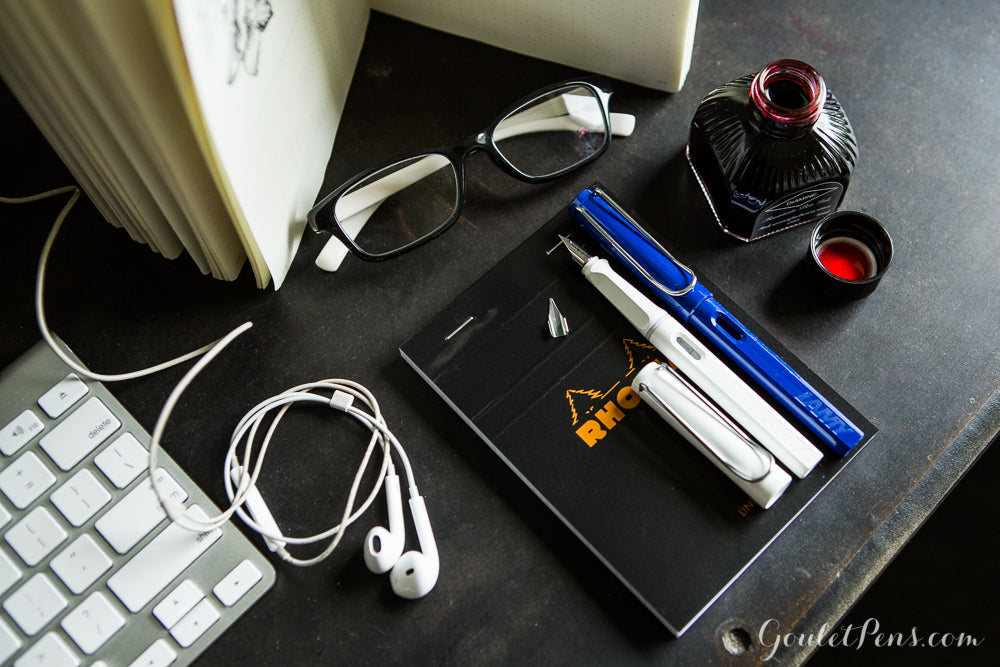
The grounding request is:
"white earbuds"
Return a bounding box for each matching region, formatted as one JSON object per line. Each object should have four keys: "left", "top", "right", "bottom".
{"left": 364, "top": 472, "right": 406, "bottom": 574}
{"left": 365, "top": 469, "right": 439, "bottom": 599}
{"left": 388, "top": 495, "right": 439, "bottom": 600}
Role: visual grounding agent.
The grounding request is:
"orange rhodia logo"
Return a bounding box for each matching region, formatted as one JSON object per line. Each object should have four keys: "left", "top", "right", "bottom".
{"left": 566, "top": 338, "right": 658, "bottom": 447}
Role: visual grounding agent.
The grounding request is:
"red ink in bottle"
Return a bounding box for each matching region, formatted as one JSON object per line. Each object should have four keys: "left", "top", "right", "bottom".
{"left": 687, "top": 59, "right": 859, "bottom": 241}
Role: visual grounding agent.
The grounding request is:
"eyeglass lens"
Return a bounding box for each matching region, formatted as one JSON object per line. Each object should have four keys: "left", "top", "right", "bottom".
{"left": 493, "top": 85, "right": 609, "bottom": 178}
{"left": 332, "top": 84, "right": 608, "bottom": 258}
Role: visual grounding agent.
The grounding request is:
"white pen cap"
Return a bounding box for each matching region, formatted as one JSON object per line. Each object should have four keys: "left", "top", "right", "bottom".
{"left": 633, "top": 363, "right": 792, "bottom": 510}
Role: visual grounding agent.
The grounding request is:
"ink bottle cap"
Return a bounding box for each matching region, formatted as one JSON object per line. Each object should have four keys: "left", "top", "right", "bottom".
{"left": 808, "top": 211, "right": 893, "bottom": 300}
{"left": 687, "top": 59, "right": 859, "bottom": 241}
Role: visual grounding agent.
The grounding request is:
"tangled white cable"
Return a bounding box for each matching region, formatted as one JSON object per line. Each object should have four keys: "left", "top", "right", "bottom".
{"left": 148, "top": 347, "right": 440, "bottom": 598}
{"left": 7, "top": 186, "right": 438, "bottom": 599}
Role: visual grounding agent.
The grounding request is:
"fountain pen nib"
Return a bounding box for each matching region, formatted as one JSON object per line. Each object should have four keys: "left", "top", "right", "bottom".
{"left": 547, "top": 298, "right": 570, "bottom": 338}
{"left": 558, "top": 234, "right": 592, "bottom": 267}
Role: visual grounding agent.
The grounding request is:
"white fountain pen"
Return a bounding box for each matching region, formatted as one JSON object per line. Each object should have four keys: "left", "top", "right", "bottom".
{"left": 560, "top": 235, "right": 821, "bottom": 488}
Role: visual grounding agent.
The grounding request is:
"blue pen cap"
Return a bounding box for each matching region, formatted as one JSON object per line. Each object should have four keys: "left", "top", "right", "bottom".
{"left": 569, "top": 186, "right": 706, "bottom": 318}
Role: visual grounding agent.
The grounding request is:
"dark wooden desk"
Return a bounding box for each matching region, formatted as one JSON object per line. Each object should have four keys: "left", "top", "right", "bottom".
{"left": 2, "top": 1, "right": 998, "bottom": 664}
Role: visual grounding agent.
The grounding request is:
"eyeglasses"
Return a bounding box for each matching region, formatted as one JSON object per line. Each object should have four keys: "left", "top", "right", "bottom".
{"left": 307, "top": 79, "right": 634, "bottom": 265}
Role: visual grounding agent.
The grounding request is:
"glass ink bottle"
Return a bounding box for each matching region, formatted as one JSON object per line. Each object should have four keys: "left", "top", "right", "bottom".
{"left": 687, "top": 59, "right": 858, "bottom": 241}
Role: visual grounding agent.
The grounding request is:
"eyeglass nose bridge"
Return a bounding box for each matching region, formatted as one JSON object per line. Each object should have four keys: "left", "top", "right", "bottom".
{"left": 431, "top": 135, "right": 509, "bottom": 219}
{"left": 434, "top": 132, "right": 532, "bottom": 206}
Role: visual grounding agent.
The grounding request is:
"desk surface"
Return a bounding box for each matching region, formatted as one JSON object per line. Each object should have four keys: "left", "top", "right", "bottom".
{"left": 2, "top": 1, "right": 999, "bottom": 664}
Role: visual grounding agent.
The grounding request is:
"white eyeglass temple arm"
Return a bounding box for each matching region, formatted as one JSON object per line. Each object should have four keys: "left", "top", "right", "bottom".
{"left": 610, "top": 112, "right": 636, "bottom": 136}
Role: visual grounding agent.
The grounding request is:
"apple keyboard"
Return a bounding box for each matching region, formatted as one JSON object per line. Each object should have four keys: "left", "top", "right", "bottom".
{"left": 0, "top": 340, "right": 274, "bottom": 666}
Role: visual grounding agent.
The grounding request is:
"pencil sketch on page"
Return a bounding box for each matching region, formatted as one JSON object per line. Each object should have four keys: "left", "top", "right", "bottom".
{"left": 227, "top": 0, "right": 274, "bottom": 83}
{"left": 171, "top": 0, "right": 368, "bottom": 288}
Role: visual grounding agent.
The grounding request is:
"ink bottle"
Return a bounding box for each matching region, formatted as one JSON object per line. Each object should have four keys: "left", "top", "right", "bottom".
{"left": 687, "top": 59, "right": 858, "bottom": 241}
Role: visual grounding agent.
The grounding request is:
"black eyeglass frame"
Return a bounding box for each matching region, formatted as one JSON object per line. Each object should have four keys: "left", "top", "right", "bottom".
{"left": 306, "top": 78, "right": 616, "bottom": 261}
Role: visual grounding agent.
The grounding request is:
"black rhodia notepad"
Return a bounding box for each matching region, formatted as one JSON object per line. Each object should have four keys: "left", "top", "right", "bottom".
{"left": 400, "top": 204, "right": 875, "bottom": 636}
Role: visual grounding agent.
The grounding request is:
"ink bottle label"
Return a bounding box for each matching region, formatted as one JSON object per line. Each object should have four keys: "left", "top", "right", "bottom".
{"left": 687, "top": 60, "right": 858, "bottom": 241}
{"left": 754, "top": 182, "right": 844, "bottom": 236}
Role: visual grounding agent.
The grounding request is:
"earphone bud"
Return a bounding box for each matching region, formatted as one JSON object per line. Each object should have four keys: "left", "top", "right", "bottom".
{"left": 389, "top": 494, "right": 439, "bottom": 599}
{"left": 145, "top": 370, "right": 441, "bottom": 598}
{"left": 363, "top": 471, "right": 405, "bottom": 574}
{"left": 364, "top": 476, "right": 439, "bottom": 599}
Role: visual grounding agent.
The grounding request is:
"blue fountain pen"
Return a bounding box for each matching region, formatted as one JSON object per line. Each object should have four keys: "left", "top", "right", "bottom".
{"left": 569, "top": 186, "right": 864, "bottom": 456}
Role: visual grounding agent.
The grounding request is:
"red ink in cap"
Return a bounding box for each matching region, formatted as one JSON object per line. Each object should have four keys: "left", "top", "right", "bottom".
{"left": 808, "top": 211, "right": 893, "bottom": 300}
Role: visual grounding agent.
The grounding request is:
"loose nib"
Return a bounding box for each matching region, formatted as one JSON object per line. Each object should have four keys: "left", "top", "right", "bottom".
{"left": 547, "top": 298, "right": 569, "bottom": 338}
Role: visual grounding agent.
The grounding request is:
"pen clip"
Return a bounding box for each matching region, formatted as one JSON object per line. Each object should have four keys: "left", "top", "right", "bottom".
{"left": 573, "top": 187, "right": 698, "bottom": 297}
{"left": 636, "top": 364, "right": 774, "bottom": 483}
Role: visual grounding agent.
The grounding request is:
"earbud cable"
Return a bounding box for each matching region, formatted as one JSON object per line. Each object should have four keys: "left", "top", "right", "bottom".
{"left": 3, "top": 185, "right": 253, "bottom": 383}
{"left": 8, "top": 185, "right": 410, "bottom": 568}
{"left": 148, "top": 354, "right": 417, "bottom": 566}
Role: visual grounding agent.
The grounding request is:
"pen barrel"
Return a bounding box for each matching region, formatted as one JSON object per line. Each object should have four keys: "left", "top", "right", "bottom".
{"left": 633, "top": 363, "right": 791, "bottom": 509}
{"left": 581, "top": 257, "right": 666, "bottom": 334}
{"left": 644, "top": 316, "right": 823, "bottom": 479}
{"left": 689, "top": 301, "right": 864, "bottom": 456}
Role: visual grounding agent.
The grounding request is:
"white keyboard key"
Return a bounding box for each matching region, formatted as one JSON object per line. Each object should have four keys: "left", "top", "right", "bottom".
{"left": 107, "top": 504, "right": 221, "bottom": 613}
{"left": 39, "top": 397, "right": 120, "bottom": 471}
{"left": 13, "top": 631, "right": 79, "bottom": 667}
{"left": 37, "top": 373, "right": 89, "bottom": 419}
{"left": 61, "top": 591, "right": 125, "bottom": 655}
{"left": 154, "top": 580, "right": 204, "bottom": 630}
{"left": 94, "top": 433, "right": 147, "bottom": 488}
{"left": 5, "top": 506, "right": 68, "bottom": 566}
{"left": 214, "top": 559, "right": 263, "bottom": 607}
{"left": 50, "top": 469, "right": 111, "bottom": 527}
{"left": 4, "top": 572, "right": 68, "bottom": 636}
{"left": 129, "top": 638, "right": 177, "bottom": 667}
{"left": 1, "top": 410, "right": 45, "bottom": 456}
{"left": 0, "top": 547, "right": 22, "bottom": 596}
{"left": 95, "top": 468, "right": 187, "bottom": 554}
{"left": 0, "top": 451, "right": 56, "bottom": 509}
{"left": 0, "top": 617, "right": 21, "bottom": 663}
{"left": 0, "top": 504, "right": 10, "bottom": 528}
{"left": 50, "top": 534, "right": 113, "bottom": 594}
{"left": 169, "top": 598, "right": 220, "bottom": 648}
